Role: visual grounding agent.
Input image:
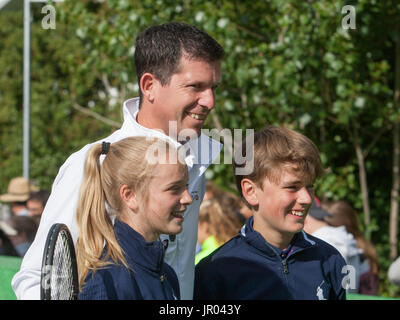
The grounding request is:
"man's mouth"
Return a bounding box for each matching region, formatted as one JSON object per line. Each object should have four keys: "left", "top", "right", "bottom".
{"left": 187, "top": 112, "right": 207, "bottom": 121}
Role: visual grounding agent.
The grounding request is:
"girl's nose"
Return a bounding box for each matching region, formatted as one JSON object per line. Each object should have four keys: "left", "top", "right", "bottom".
{"left": 181, "top": 189, "right": 193, "bottom": 205}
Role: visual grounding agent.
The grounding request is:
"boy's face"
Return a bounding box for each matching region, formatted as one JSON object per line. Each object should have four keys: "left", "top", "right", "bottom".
{"left": 251, "top": 167, "right": 315, "bottom": 241}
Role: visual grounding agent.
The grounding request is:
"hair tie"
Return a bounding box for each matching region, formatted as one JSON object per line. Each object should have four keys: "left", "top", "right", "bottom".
{"left": 101, "top": 141, "right": 111, "bottom": 154}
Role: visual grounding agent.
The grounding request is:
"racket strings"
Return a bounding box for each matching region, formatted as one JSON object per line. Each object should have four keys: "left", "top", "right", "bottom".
{"left": 50, "top": 230, "right": 77, "bottom": 300}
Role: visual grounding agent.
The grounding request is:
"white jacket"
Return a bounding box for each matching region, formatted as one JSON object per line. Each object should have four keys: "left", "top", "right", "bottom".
{"left": 312, "top": 225, "right": 361, "bottom": 293}
{"left": 12, "top": 98, "right": 222, "bottom": 300}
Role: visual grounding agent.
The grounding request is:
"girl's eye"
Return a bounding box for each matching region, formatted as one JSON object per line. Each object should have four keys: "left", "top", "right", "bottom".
{"left": 170, "top": 185, "right": 185, "bottom": 194}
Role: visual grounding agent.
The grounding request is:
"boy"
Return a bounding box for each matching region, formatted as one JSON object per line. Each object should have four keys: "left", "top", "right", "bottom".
{"left": 194, "top": 125, "right": 347, "bottom": 300}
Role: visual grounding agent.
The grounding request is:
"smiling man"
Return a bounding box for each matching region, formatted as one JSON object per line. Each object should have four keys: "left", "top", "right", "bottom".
{"left": 194, "top": 126, "right": 347, "bottom": 300}
{"left": 12, "top": 22, "right": 224, "bottom": 300}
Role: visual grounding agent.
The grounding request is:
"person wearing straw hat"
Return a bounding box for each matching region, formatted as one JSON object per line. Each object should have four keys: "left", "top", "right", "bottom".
{"left": 0, "top": 177, "right": 39, "bottom": 217}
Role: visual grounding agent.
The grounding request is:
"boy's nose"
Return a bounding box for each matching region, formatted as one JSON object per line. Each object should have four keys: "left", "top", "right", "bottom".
{"left": 298, "top": 187, "right": 314, "bottom": 205}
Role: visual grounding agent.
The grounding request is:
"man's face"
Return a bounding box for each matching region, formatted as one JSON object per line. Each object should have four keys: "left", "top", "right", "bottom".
{"left": 253, "top": 168, "right": 315, "bottom": 240}
{"left": 27, "top": 199, "right": 43, "bottom": 217}
{"left": 152, "top": 56, "right": 221, "bottom": 139}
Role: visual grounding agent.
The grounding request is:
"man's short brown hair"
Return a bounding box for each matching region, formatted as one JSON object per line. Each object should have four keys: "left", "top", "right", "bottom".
{"left": 233, "top": 125, "right": 324, "bottom": 208}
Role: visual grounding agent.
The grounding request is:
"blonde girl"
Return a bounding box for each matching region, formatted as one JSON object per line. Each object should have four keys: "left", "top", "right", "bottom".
{"left": 76, "top": 136, "right": 192, "bottom": 300}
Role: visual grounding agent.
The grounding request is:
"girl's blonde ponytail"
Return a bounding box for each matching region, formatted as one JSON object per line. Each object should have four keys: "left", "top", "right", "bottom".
{"left": 75, "top": 143, "right": 127, "bottom": 290}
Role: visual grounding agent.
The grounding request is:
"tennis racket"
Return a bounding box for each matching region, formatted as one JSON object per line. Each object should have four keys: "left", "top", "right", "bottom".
{"left": 40, "top": 223, "right": 79, "bottom": 300}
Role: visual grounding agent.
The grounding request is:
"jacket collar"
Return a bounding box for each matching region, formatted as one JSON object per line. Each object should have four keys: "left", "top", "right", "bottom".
{"left": 113, "top": 219, "right": 167, "bottom": 274}
{"left": 240, "top": 216, "right": 316, "bottom": 258}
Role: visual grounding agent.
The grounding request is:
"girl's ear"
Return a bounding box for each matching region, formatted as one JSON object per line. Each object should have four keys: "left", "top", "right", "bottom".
{"left": 120, "top": 185, "right": 138, "bottom": 211}
{"left": 241, "top": 178, "right": 259, "bottom": 207}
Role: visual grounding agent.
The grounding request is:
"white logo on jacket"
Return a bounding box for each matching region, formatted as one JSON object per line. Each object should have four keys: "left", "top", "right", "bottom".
{"left": 316, "top": 280, "right": 327, "bottom": 300}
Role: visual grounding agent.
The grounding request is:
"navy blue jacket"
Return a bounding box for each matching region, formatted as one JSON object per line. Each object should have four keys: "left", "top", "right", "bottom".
{"left": 78, "top": 220, "right": 180, "bottom": 300}
{"left": 194, "top": 217, "right": 347, "bottom": 300}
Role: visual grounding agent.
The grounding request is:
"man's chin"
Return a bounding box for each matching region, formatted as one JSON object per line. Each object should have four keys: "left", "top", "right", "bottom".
{"left": 177, "top": 127, "right": 202, "bottom": 142}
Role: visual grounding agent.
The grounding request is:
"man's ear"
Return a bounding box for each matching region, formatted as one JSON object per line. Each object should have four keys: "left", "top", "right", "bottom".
{"left": 120, "top": 185, "right": 138, "bottom": 211}
{"left": 140, "top": 72, "right": 158, "bottom": 103}
{"left": 241, "top": 178, "right": 259, "bottom": 207}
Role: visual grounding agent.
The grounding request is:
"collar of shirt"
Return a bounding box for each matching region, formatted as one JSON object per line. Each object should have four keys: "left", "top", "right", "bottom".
{"left": 121, "top": 98, "right": 222, "bottom": 173}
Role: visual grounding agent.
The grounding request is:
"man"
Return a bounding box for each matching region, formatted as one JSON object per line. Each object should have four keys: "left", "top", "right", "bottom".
{"left": 12, "top": 22, "right": 224, "bottom": 299}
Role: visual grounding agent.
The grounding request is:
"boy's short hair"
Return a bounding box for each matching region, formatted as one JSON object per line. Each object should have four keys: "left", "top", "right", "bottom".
{"left": 233, "top": 125, "right": 324, "bottom": 208}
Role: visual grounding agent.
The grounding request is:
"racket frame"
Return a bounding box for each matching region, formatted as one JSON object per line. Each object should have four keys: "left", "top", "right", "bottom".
{"left": 40, "top": 223, "right": 79, "bottom": 300}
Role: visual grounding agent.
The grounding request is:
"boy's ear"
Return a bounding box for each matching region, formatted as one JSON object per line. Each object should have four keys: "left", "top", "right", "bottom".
{"left": 140, "top": 72, "right": 158, "bottom": 103}
{"left": 120, "top": 185, "right": 138, "bottom": 211}
{"left": 241, "top": 178, "right": 259, "bottom": 207}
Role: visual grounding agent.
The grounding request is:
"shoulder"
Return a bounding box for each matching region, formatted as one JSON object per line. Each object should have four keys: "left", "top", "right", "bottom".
{"left": 303, "top": 232, "right": 344, "bottom": 255}
{"left": 309, "top": 227, "right": 360, "bottom": 260}
{"left": 201, "top": 235, "right": 244, "bottom": 261}
{"left": 78, "top": 263, "right": 138, "bottom": 300}
{"left": 303, "top": 232, "right": 346, "bottom": 269}
{"left": 195, "top": 235, "right": 247, "bottom": 277}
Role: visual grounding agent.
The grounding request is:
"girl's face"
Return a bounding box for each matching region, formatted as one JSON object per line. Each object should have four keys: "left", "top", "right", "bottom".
{"left": 128, "top": 162, "right": 192, "bottom": 242}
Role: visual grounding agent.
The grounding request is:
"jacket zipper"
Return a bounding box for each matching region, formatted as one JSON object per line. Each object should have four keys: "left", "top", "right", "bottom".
{"left": 282, "top": 258, "right": 289, "bottom": 274}
{"left": 160, "top": 273, "right": 168, "bottom": 297}
{"left": 280, "top": 251, "right": 289, "bottom": 274}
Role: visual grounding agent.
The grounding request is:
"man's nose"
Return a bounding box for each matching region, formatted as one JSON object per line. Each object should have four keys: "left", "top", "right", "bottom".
{"left": 198, "top": 88, "right": 215, "bottom": 111}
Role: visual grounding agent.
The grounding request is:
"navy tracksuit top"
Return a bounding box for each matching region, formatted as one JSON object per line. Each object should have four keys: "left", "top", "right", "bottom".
{"left": 78, "top": 220, "right": 180, "bottom": 300}
{"left": 194, "top": 216, "right": 347, "bottom": 300}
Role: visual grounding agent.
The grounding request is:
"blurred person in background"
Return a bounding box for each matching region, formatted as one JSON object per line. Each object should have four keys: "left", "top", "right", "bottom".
{"left": 0, "top": 177, "right": 39, "bottom": 217}
{"left": 7, "top": 216, "right": 38, "bottom": 257}
{"left": 196, "top": 182, "right": 246, "bottom": 255}
{"left": 27, "top": 190, "right": 50, "bottom": 220}
{"left": 195, "top": 198, "right": 243, "bottom": 264}
{"left": 204, "top": 181, "right": 247, "bottom": 223}
{"left": 323, "top": 200, "right": 380, "bottom": 295}
{"left": 0, "top": 221, "right": 19, "bottom": 257}
{"left": 388, "top": 256, "right": 400, "bottom": 287}
{"left": 304, "top": 199, "right": 361, "bottom": 294}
